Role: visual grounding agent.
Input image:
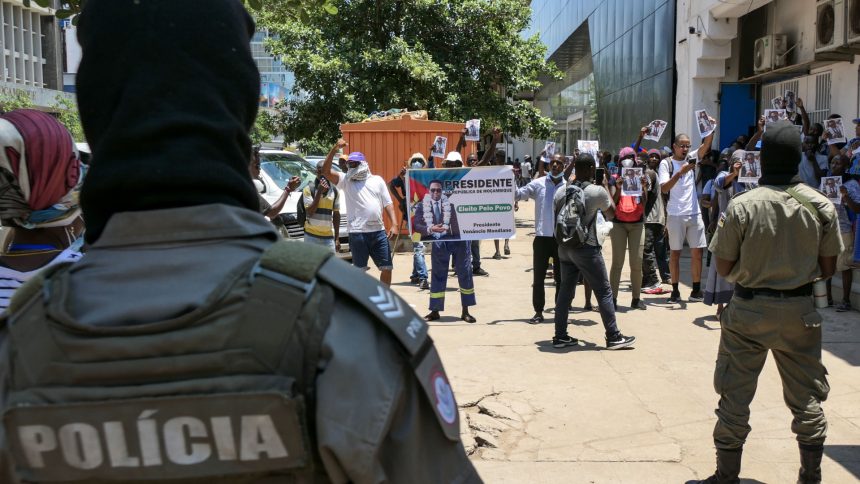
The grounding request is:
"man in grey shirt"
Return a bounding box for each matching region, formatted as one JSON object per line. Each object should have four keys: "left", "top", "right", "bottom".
{"left": 551, "top": 155, "right": 636, "bottom": 350}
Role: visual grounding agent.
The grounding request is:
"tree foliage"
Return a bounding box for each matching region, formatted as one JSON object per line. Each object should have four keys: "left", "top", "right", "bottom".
{"left": 259, "top": 0, "right": 560, "bottom": 144}
{"left": 0, "top": 92, "right": 84, "bottom": 142}
{"left": 22, "top": 0, "right": 334, "bottom": 24}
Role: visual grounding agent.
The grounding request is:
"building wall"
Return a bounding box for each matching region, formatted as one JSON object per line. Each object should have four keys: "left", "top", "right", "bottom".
{"left": 522, "top": 0, "right": 676, "bottom": 161}
{"left": 0, "top": 0, "right": 71, "bottom": 109}
{"left": 674, "top": 0, "right": 858, "bottom": 147}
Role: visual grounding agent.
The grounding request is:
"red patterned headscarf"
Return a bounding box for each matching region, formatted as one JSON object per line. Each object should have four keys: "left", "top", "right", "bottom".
{"left": 0, "top": 109, "right": 81, "bottom": 228}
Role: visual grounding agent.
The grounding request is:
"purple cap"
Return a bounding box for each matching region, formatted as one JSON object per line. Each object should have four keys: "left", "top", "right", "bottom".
{"left": 619, "top": 147, "right": 636, "bottom": 159}
{"left": 852, "top": 118, "right": 860, "bottom": 124}
{"left": 347, "top": 152, "right": 366, "bottom": 162}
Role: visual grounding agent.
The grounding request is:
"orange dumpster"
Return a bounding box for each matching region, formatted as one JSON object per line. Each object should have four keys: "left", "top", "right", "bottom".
{"left": 340, "top": 117, "right": 479, "bottom": 233}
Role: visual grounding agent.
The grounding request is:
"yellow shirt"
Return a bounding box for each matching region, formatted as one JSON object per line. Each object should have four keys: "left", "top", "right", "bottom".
{"left": 302, "top": 185, "right": 339, "bottom": 239}
{"left": 709, "top": 183, "right": 843, "bottom": 290}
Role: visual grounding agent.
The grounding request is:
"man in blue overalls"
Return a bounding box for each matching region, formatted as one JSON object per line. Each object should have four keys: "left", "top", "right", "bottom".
{"left": 421, "top": 152, "right": 476, "bottom": 323}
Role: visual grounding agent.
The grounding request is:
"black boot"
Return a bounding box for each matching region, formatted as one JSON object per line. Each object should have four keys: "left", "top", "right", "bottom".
{"left": 797, "top": 443, "right": 823, "bottom": 484}
{"left": 686, "top": 448, "right": 742, "bottom": 484}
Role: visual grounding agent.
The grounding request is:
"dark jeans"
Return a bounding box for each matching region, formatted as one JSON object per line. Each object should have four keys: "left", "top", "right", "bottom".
{"left": 533, "top": 236, "right": 560, "bottom": 313}
{"left": 554, "top": 245, "right": 620, "bottom": 340}
{"left": 471, "top": 240, "right": 482, "bottom": 270}
{"left": 642, "top": 223, "right": 670, "bottom": 287}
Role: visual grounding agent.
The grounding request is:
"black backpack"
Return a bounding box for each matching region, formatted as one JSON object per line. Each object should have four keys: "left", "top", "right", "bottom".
{"left": 555, "top": 181, "right": 593, "bottom": 249}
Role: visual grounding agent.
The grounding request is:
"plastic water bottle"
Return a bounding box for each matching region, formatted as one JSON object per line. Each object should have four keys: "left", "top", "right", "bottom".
{"left": 813, "top": 280, "right": 828, "bottom": 309}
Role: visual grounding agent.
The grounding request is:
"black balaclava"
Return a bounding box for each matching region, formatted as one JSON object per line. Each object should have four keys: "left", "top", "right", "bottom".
{"left": 758, "top": 120, "right": 802, "bottom": 186}
{"left": 76, "top": 0, "right": 260, "bottom": 243}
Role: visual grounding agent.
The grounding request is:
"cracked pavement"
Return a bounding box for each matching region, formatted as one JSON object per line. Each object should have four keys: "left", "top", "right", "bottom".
{"left": 377, "top": 199, "right": 860, "bottom": 483}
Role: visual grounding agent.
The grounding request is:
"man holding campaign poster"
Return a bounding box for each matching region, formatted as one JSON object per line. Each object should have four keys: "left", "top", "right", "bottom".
{"left": 408, "top": 149, "right": 516, "bottom": 323}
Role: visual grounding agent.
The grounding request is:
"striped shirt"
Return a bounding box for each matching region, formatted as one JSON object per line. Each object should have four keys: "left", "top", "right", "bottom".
{"left": 0, "top": 247, "right": 83, "bottom": 313}
{"left": 303, "top": 184, "right": 339, "bottom": 239}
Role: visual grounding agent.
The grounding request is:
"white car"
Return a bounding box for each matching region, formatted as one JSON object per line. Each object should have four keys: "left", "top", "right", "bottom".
{"left": 257, "top": 150, "right": 350, "bottom": 259}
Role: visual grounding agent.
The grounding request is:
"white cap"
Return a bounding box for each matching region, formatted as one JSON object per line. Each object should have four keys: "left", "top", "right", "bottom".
{"left": 445, "top": 151, "right": 463, "bottom": 163}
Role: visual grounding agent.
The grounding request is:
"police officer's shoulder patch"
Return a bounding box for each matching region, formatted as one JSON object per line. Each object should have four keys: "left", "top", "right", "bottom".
{"left": 317, "top": 259, "right": 461, "bottom": 441}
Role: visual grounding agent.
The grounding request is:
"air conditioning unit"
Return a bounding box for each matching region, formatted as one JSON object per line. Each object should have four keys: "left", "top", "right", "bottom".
{"left": 847, "top": 0, "right": 860, "bottom": 44}
{"left": 816, "top": 0, "right": 846, "bottom": 53}
{"left": 754, "top": 35, "right": 788, "bottom": 73}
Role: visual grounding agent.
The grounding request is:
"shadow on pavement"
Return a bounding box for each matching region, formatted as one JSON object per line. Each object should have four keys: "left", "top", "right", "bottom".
{"left": 568, "top": 318, "right": 598, "bottom": 327}
{"left": 692, "top": 315, "right": 720, "bottom": 331}
{"left": 487, "top": 318, "right": 534, "bottom": 325}
{"left": 534, "top": 340, "right": 602, "bottom": 353}
{"left": 824, "top": 445, "right": 860, "bottom": 480}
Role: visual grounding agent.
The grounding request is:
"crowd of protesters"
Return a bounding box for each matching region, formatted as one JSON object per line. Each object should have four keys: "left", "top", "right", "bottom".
{"left": 290, "top": 102, "right": 858, "bottom": 350}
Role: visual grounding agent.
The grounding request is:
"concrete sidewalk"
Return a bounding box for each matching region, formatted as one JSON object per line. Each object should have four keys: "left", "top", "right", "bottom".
{"left": 376, "top": 199, "right": 860, "bottom": 483}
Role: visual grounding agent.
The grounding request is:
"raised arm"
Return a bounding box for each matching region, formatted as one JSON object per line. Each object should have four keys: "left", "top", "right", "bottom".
{"left": 633, "top": 125, "right": 648, "bottom": 153}
{"left": 746, "top": 116, "right": 764, "bottom": 151}
{"left": 697, "top": 116, "right": 717, "bottom": 160}
{"left": 798, "top": 98, "right": 810, "bottom": 135}
{"left": 477, "top": 127, "right": 502, "bottom": 166}
{"left": 321, "top": 139, "right": 348, "bottom": 181}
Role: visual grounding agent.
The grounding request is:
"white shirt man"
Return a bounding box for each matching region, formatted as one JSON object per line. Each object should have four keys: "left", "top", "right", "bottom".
{"left": 322, "top": 141, "right": 398, "bottom": 286}
{"left": 658, "top": 126, "right": 716, "bottom": 303}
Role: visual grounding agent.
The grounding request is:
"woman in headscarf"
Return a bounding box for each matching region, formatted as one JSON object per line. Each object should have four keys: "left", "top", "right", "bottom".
{"left": 0, "top": 109, "right": 84, "bottom": 311}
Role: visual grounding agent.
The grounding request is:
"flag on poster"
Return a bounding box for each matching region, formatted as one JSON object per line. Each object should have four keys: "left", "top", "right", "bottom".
{"left": 406, "top": 166, "right": 516, "bottom": 242}
{"left": 465, "top": 119, "right": 481, "bottom": 141}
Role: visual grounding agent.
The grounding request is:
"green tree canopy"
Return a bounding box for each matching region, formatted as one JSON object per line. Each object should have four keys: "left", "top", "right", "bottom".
{"left": 259, "top": 0, "right": 560, "bottom": 144}
{"left": 22, "top": 0, "right": 334, "bottom": 23}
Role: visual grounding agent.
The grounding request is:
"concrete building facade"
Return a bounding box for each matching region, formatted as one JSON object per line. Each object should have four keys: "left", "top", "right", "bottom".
{"left": 675, "top": 0, "right": 860, "bottom": 304}
{"left": 0, "top": 0, "right": 73, "bottom": 109}
{"left": 517, "top": 0, "right": 676, "bottom": 162}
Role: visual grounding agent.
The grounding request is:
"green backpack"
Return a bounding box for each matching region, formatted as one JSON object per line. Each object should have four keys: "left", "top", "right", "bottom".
{"left": 1, "top": 240, "right": 455, "bottom": 483}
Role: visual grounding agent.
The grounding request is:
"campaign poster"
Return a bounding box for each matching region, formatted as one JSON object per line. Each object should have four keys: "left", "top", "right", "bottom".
{"left": 738, "top": 151, "right": 761, "bottom": 184}
{"left": 544, "top": 141, "right": 556, "bottom": 157}
{"left": 431, "top": 136, "right": 448, "bottom": 158}
{"left": 465, "top": 119, "right": 481, "bottom": 141}
{"left": 645, "top": 120, "right": 667, "bottom": 142}
{"left": 406, "top": 166, "right": 516, "bottom": 242}
{"left": 784, "top": 90, "right": 797, "bottom": 113}
{"left": 825, "top": 118, "right": 847, "bottom": 145}
{"left": 620, "top": 167, "right": 644, "bottom": 197}
{"left": 771, "top": 96, "right": 783, "bottom": 110}
{"left": 695, "top": 109, "right": 716, "bottom": 138}
{"left": 820, "top": 176, "right": 842, "bottom": 203}
{"left": 577, "top": 140, "right": 600, "bottom": 162}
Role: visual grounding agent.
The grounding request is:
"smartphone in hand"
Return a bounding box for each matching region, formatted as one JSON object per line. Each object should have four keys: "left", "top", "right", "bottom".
{"left": 595, "top": 168, "right": 605, "bottom": 185}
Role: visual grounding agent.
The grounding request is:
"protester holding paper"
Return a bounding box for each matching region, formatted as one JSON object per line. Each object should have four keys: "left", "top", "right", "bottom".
{"left": 608, "top": 147, "right": 649, "bottom": 310}
{"left": 824, "top": 155, "right": 860, "bottom": 312}
{"left": 658, "top": 114, "right": 717, "bottom": 304}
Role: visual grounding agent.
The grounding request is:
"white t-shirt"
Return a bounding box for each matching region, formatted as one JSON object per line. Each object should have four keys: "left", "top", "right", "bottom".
{"left": 658, "top": 157, "right": 700, "bottom": 216}
{"left": 335, "top": 172, "right": 393, "bottom": 233}
{"left": 0, "top": 246, "right": 83, "bottom": 313}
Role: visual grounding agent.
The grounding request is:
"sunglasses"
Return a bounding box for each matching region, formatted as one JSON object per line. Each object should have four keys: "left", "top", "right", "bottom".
{"left": 676, "top": 144, "right": 692, "bottom": 149}
{"left": 429, "top": 188, "right": 442, "bottom": 193}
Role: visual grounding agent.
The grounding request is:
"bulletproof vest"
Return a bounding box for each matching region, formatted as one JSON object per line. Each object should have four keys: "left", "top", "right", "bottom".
{"left": 1, "top": 241, "right": 459, "bottom": 483}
